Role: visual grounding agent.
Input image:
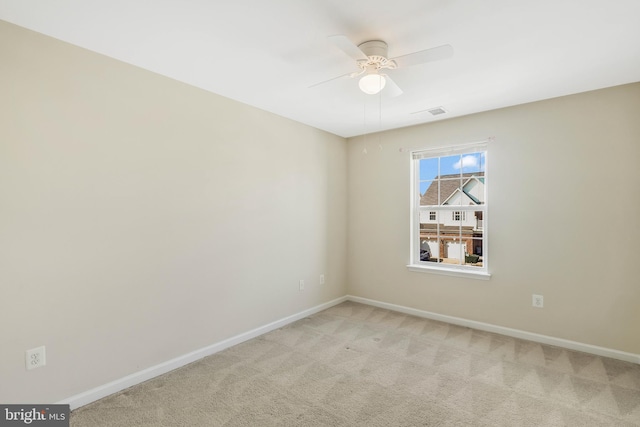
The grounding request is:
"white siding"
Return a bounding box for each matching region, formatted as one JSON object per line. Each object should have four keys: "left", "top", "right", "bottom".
{"left": 464, "top": 178, "right": 485, "bottom": 203}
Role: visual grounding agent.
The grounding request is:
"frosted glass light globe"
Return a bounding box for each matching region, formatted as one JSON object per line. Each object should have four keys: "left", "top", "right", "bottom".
{"left": 359, "top": 73, "right": 386, "bottom": 94}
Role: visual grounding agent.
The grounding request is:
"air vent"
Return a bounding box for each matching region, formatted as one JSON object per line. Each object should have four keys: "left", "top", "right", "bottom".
{"left": 410, "top": 106, "right": 448, "bottom": 116}
{"left": 427, "top": 107, "right": 447, "bottom": 116}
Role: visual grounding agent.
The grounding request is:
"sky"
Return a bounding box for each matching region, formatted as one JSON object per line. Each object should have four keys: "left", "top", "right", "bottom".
{"left": 419, "top": 152, "right": 485, "bottom": 194}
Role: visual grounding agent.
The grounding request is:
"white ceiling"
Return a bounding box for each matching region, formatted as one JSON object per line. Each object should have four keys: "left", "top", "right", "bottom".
{"left": 2, "top": 0, "right": 639, "bottom": 138}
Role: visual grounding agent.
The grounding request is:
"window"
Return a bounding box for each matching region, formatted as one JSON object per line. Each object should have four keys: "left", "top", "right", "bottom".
{"left": 452, "top": 211, "right": 466, "bottom": 221}
{"left": 409, "top": 143, "right": 489, "bottom": 277}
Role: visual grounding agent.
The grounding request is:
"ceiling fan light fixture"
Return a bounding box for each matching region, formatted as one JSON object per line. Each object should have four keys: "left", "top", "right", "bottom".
{"left": 359, "top": 73, "right": 386, "bottom": 95}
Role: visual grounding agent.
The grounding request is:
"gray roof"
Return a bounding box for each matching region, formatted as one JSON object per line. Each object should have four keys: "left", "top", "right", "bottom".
{"left": 420, "top": 172, "right": 484, "bottom": 206}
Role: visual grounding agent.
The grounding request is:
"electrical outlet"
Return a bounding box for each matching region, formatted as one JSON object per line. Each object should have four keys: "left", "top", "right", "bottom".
{"left": 319, "top": 274, "right": 325, "bottom": 285}
{"left": 26, "top": 346, "right": 46, "bottom": 370}
{"left": 299, "top": 280, "right": 305, "bottom": 291}
{"left": 532, "top": 294, "right": 544, "bottom": 308}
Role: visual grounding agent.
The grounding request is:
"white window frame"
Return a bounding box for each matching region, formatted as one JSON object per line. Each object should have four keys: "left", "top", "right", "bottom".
{"left": 408, "top": 141, "right": 490, "bottom": 280}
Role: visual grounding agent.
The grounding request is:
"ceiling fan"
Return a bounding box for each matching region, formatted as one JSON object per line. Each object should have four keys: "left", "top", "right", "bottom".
{"left": 311, "top": 35, "right": 453, "bottom": 96}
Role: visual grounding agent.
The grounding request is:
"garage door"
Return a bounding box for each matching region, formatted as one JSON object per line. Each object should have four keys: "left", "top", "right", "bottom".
{"left": 445, "top": 241, "right": 464, "bottom": 261}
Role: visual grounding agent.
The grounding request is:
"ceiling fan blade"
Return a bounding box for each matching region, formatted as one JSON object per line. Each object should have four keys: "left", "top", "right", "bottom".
{"left": 308, "top": 71, "right": 352, "bottom": 88}
{"left": 391, "top": 44, "right": 453, "bottom": 68}
{"left": 383, "top": 74, "right": 403, "bottom": 97}
{"left": 328, "top": 35, "right": 368, "bottom": 61}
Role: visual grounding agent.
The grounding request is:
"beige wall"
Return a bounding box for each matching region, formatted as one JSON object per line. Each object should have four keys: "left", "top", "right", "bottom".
{"left": 347, "top": 82, "right": 640, "bottom": 355}
{"left": 0, "top": 21, "right": 347, "bottom": 403}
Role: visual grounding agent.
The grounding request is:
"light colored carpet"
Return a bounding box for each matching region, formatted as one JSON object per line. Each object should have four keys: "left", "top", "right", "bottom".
{"left": 71, "top": 301, "right": 640, "bottom": 426}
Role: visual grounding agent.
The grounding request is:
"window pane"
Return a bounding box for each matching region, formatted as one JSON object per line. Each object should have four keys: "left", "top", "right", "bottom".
{"left": 460, "top": 152, "right": 484, "bottom": 174}
{"left": 473, "top": 210, "right": 484, "bottom": 232}
{"left": 439, "top": 154, "right": 462, "bottom": 177}
{"left": 464, "top": 175, "right": 485, "bottom": 205}
{"left": 419, "top": 215, "right": 439, "bottom": 263}
{"left": 420, "top": 180, "right": 436, "bottom": 206}
{"left": 419, "top": 210, "right": 436, "bottom": 228}
{"left": 440, "top": 235, "right": 463, "bottom": 265}
{"left": 419, "top": 158, "right": 439, "bottom": 181}
{"left": 471, "top": 238, "right": 483, "bottom": 256}
{"left": 465, "top": 238, "right": 484, "bottom": 267}
{"left": 440, "top": 178, "right": 463, "bottom": 206}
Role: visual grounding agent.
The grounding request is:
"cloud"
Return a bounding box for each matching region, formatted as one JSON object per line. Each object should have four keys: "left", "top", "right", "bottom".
{"left": 453, "top": 155, "right": 479, "bottom": 170}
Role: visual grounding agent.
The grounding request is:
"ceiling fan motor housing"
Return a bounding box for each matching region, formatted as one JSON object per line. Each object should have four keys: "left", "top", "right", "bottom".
{"left": 357, "top": 40, "right": 396, "bottom": 69}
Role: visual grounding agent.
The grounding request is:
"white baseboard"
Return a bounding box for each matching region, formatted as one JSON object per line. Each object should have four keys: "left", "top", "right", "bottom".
{"left": 347, "top": 295, "right": 640, "bottom": 365}
{"left": 58, "top": 296, "right": 348, "bottom": 410}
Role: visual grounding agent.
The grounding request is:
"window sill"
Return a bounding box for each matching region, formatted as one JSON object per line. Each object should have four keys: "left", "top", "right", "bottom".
{"left": 406, "top": 264, "right": 491, "bottom": 280}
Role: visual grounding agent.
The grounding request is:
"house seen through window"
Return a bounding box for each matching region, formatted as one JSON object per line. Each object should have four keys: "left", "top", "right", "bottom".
{"left": 411, "top": 146, "right": 487, "bottom": 275}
